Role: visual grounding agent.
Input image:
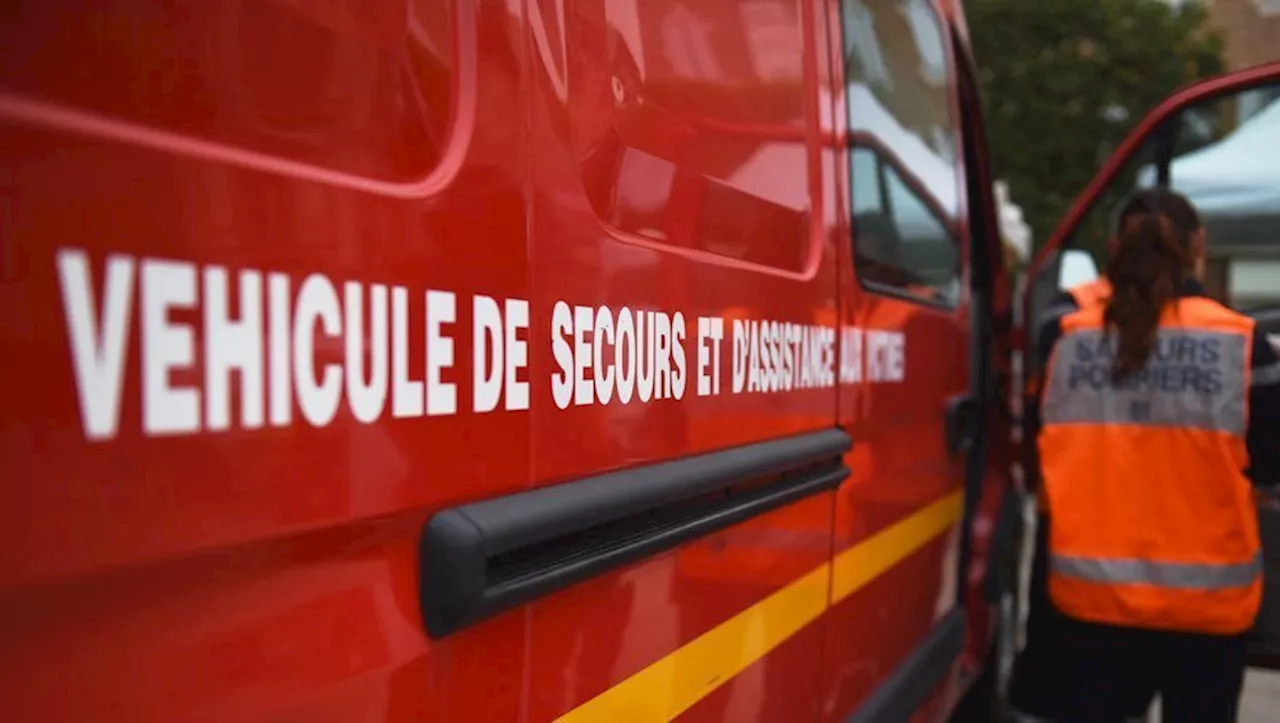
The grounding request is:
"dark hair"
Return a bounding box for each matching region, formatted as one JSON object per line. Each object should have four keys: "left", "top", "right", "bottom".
{"left": 1113, "top": 187, "right": 1201, "bottom": 246}
{"left": 1104, "top": 189, "right": 1199, "bottom": 381}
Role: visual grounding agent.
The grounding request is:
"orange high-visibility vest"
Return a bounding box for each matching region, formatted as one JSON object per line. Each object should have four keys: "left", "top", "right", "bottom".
{"left": 1066, "top": 277, "right": 1112, "bottom": 308}
{"left": 1039, "top": 295, "right": 1262, "bottom": 634}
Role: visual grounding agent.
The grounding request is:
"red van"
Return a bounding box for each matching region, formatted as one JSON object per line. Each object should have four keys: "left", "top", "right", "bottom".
{"left": 2, "top": 1, "right": 1278, "bottom": 721}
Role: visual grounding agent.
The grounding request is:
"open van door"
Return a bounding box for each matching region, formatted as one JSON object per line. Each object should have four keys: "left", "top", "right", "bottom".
{"left": 1019, "top": 60, "right": 1280, "bottom": 669}
{"left": 1249, "top": 303, "right": 1280, "bottom": 667}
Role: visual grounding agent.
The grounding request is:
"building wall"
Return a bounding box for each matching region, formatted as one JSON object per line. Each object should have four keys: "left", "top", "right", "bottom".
{"left": 1198, "top": 1, "right": 1280, "bottom": 308}
{"left": 1205, "top": 0, "right": 1280, "bottom": 70}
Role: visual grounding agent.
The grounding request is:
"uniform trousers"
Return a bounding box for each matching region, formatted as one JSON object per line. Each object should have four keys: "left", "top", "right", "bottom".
{"left": 1058, "top": 616, "right": 1247, "bottom": 723}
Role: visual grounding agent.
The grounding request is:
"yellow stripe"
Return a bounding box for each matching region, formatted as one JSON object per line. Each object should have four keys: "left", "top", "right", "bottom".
{"left": 555, "top": 563, "right": 831, "bottom": 723}
{"left": 554, "top": 489, "right": 964, "bottom": 722}
{"left": 830, "top": 490, "right": 964, "bottom": 604}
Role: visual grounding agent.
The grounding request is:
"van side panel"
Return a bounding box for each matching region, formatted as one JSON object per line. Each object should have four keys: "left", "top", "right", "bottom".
{"left": 0, "top": 1, "right": 1005, "bottom": 721}
{"left": 822, "top": 0, "right": 974, "bottom": 720}
{"left": 523, "top": 1, "right": 840, "bottom": 721}
{"left": 0, "top": 1, "right": 535, "bottom": 720}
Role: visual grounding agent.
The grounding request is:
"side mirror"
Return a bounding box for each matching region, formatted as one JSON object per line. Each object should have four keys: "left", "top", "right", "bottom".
{"left": 1058, "top": 249, "right": 1100, "bottom": 290}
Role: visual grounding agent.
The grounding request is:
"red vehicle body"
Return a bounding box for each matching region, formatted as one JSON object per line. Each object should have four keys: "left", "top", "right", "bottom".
{"left": 0, "top": 1, "right": 1021, "bottom": 721}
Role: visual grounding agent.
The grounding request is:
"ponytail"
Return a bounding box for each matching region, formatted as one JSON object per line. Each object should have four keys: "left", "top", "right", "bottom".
{"left": 1103, "top": 210, "right": 1190, "bottom": 381}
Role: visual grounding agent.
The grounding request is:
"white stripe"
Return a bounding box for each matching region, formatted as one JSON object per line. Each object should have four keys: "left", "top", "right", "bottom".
{"left": 1041, "top": 303, "right": 1076, "bottom": 322}
{"left": 1052, "top": 553, "right": 1262, "bottom": 590}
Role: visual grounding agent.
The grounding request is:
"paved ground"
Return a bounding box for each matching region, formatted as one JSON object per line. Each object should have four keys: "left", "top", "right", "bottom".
{"left": 1146, "top": 670, "right": 1280, "bottom": 721}
{"left": 1240, "top": 671, "right": 1280, "bottom": 722}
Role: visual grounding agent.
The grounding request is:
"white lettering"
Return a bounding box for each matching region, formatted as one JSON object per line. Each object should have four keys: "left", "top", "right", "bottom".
{"left": 886, "top": 332, "right": 904, "bottom": 382}
{"left": 142, "top": 259, "right": 200, "bottom": 435}
{"left": 868, "top": 330, "right": 906, "bottom": 383}
{"left": 615, "top": 307, "right": 636, "bottom": 404}
{"left": 293, "top": 274, "right": 343, "bottom": 427}
{"left": 574, "top": 305, "right": 594, "bottom": 406}
{"left": 473, "top": 295, "right": 503, "bottom": 413}
{"left": 748, "top": 321, "right": 762, "bottom": 393}
{"left": 821, "top": 326, "right": 836, "bottom": 387}
{"left": 722, "top": 317, "right": 850, "bottom": 394}
{"left": 57, "top": 248, "right": 135, "bottom": 441}
{"left": 426, "top": 290, "right": 456, "bottom": 416}
{"left": 764, "top": 321, "right": 778, "bottom": 393}
{"left": 391, "top": 287, "right": 424, "bottom": 419}
{"left": 698, "top": 318, "right": 712, "bottom": 396}
{"left": 267, "top": 273, "right": 293, "bottom": 426}
{"left": 551, "top": 301, "right": 574, "bottom": 410}
{"left": 61, "top": 250, "right": 891, "bottom": 438}
{"left": 708, "top": 317, "right": 723, "bottom": 395}
{"left": 504, "top": 298, "right": 529, "bottom": 411}
{"left": 204, "top": 267, "right": 265, "bottom": 431}
{"left": 636, "top": 311, "right": 655, "bottom": 403}
{"left": 594, "top": 306, "right": 615, "bottom": 405}
{"left": 671, "top": 312, "right": 686, "bottom": 400}
{"left": 293, "top": 273, "right": 343, "bottom": 424}
{"left": 732, "top": 319, "right": 747, "bottom": 394}
{"left": 801, "top": 327, "right": 817, "bottom": 389}
{"left": 841, "top": 327, "right": 863, "bottom": 384}
{"left": 344, "top": 282, "right": 389, "bottom": 423}
{"left": 784, "top": 324, "right": 799, "bottom": 390}
{"left": 654, "top": 312, "right": 671, "bottom": 399}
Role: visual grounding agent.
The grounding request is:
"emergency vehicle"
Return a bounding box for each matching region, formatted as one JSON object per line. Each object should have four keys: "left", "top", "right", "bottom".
{"left": 1, "top": 1, "right": 1278, "bottom": 721}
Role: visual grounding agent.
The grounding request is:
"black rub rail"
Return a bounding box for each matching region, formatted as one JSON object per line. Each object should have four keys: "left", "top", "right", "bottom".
{"left": 419, "top": 429, "right": 852, "bottom": 638}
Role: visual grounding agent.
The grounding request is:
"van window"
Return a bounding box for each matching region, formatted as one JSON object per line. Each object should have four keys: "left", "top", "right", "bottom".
{"left": 0, "top": 1, "right": 458, "bottom": 182}
{"left": 850, "top": 146, "right": 960, "bottom": 304}
{"left": 566, "top": 0, "right": 817, "bottom": 274}
{"left": 840, "top": 0, "right": 964, "bottom": 305}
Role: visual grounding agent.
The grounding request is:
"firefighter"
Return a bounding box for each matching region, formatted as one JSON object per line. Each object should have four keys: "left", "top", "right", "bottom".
{"left": 1028, "top": 190, "right": 1280, "bottom": 722}
{"left": 1010, "top": 188, "right": 1208, "bottom": 722}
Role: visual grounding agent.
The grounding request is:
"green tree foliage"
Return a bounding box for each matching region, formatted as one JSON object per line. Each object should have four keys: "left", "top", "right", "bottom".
{"left": 967, "top": 0, "right": 1224, "bottom": 248}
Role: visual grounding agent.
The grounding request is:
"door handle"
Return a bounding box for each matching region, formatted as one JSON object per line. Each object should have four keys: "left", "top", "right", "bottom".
{"left": 945, "top": 394, "right": 977, "bottom": 456}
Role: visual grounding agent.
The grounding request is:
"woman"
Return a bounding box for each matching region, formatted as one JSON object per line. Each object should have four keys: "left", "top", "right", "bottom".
{"left": 1031, "top": 189, "right": 1280, "bottom": 722}
{"left": 1011, "top": 189, "right": 1211, "bottom": 722}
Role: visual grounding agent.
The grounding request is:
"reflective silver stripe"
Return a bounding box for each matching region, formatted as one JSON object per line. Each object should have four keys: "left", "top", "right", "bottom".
{"left": 1041, "top": 303, "right": 1078, "bottom": 322}
{"left": 1042, "top": 328, "right": 1248, "bottom": 435}
{"left": 1254, "top": 360, "right": 1280, "bottom": 388}
{"left": 1051, "top": 553, "right": 1262, "bottom": 590}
